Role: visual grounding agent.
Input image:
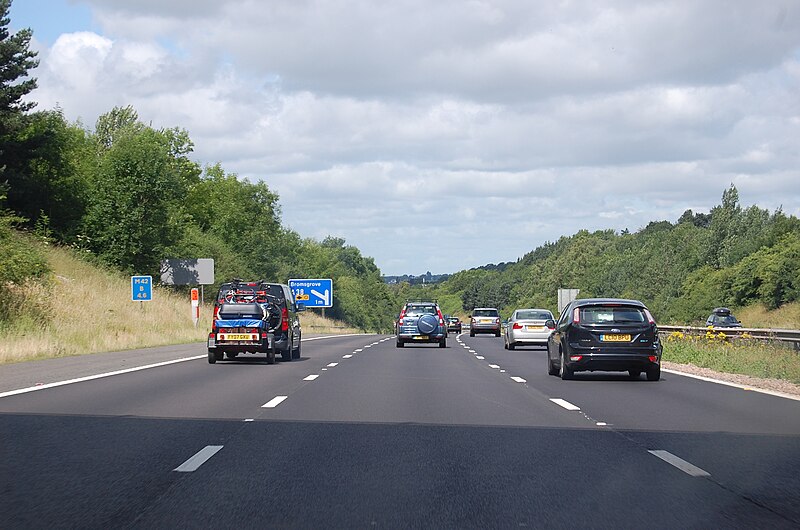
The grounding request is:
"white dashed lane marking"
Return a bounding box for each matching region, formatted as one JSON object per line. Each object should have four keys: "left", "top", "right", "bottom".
{"left": 327, "top": 363, "right": 338, "bottom": 367}
{"left": 488, "top": 364, "right": 500, "bottom": 369}
{"left": 648, "top": 450, "right": 711, "bottom": 477}
{"left": 174, "top": 445, "right": 223, "bottom": 472}
{"left": 476, "top": 356, "right": 485, "bottom": 360}
{"left": 343, "top": 355, "right": 353, "bottom": 359}
{"left": 262, "top": 396, "right": 288, "bottom": 408}
{"left": 550, "top": 398, "right": 581, "bottom": 411}
{"left": 303, "top": 374, "right": 320, "bottom": 381}
{"left": 510, "top": 376, "right": 526, "bottom": 383}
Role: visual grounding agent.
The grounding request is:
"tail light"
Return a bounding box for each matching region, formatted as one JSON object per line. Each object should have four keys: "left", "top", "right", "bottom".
{"left": 437, "top": 309, "right": 445, "bottom": 326}
{"left": 281, "top": 307, "right": 289, "bottom": 331}
{"left": 649, "top": 355, "right": 658, "bottom": 362}
{"left": 644, "top": 309, "right": 656, "bottom": 325}
{"left": 570, "top": 355, "right": 583, "bottom": 361}
{"left": 213, "top": 305, "right": 219, "bottom": 320}
{"left": 512, "top": 322, "right": 523, "bottom": 330}
{"left": 398, "top": 308, "right": 406, "bottom": 326}
{"left": 495, "top": 318, "right": 500, "bottom": 324}
{"left": 572, "top": 308, "right": 580, "bottom": 324}
{"left": 261, "top": 332, "right": 269, "bottom": 339}
{"left": 546, "top": 321, "right": 555, "bottom": 330}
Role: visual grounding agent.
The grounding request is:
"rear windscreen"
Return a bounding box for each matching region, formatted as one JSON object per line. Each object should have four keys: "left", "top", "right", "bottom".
{"left": 580, "top": 306, "right": 646, "bottom": 324}
{"left": 516, "top": 310, "right": 551, "bottom": 320}
{"left": 473, "top": 309, "right": 499, "bottom": 317}
{"left": 217, "top": 284, "right": 285, "bottom": 305}
{"left": 405, "top": 306, "right": 437, "bottom": 316}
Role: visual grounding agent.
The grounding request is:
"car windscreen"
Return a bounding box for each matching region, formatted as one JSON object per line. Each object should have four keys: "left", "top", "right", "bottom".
{"left": 711, "top": 315, "right": 738, "bottom": 325}
{"left": 580, "top": 306, "right": 646, "bottom": 324}
{"left": 473, "top": 309, "right": 499, "bottom": 317}
{"left": 516, "top": 310, "right": 551, "bottom": 320}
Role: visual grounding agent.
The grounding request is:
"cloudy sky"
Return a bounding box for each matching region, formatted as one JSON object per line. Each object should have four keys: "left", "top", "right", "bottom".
{"left": 11, "top": 0, "right": 800, "bottom": 276}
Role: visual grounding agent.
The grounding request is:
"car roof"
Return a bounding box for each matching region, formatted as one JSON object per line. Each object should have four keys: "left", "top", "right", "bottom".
{"left": 473, "top": 307, "right": 498, "bottom": 310}
{"left": 570, "top": 298, "right": 647, "bottom": 308}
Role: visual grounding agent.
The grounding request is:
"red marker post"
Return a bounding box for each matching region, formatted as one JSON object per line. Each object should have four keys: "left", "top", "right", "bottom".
{"left": 191, "top": 288, "right": 200, "bottom": 326}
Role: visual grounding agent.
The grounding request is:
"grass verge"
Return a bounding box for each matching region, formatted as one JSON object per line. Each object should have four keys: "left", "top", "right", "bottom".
{"left": 0, "top": 245, "right": 359, "bottom": 365}
{"left": 663, "top": 331, "right": 800, "bottom": 385}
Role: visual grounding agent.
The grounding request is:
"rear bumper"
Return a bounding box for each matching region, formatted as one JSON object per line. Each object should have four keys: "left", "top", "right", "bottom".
{"left": 565, "top": 346, "right": 661, "bottom": 372}
{"left": 208, "top": 333, "right": 275, "bottom": 352}
{"left": 471, "top": 325, "right": 500, "bottom": 333}
{"left": 397, "top": 332, "right": 445, "bottom": 343}
{"left": 510, "top": 329, "right": 551, "bottom": 344}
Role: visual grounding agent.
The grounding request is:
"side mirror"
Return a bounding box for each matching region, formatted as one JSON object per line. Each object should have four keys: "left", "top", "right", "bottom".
{"left": 296, "top": 302, "right": 306, "bottom": 312}
{"left": 545, "top": 319, "right": 556, "bottom": 329}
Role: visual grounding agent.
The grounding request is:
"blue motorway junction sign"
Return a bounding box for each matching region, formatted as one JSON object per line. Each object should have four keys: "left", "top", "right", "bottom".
{"left": 289, "top": 278, "right": 333, "bottom": 308}
{"left": 131, "top": 275, "right": 153, "bottom": 301}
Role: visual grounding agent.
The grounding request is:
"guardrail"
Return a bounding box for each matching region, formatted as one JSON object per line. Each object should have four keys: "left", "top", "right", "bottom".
{"left": 659, "top": 325, "right": 800, "bottom": 350}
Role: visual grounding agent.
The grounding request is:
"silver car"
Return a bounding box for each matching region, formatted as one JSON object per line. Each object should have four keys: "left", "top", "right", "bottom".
{"left": 504, "top": 308, "right": 555, "bottom": 349}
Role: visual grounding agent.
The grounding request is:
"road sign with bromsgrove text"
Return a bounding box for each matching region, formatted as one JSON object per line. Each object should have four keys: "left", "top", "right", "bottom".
{"left": 289, "top": 278, "right": 333, "bottom": 308}
{"left": 131, "top": 275, "right": 153, "bottom": 302}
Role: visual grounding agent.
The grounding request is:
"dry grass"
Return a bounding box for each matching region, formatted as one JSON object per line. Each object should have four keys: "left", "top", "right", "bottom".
{"left": 0, "top": 245, "right": 358, "bottom": 365}
{"left": 734, "top": 302, "right": 800, "bottom": 330}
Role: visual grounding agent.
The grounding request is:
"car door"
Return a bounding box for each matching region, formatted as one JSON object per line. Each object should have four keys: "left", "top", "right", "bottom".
{"left": 548, "top": 303, "right": 571, "bottom": 362}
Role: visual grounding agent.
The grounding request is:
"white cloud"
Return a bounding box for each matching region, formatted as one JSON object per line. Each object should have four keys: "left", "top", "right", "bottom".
{"left": 23, "top": 0, "right": 800, "bottom": 275}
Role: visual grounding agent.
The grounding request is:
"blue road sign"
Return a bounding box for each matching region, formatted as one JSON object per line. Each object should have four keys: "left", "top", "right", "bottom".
{"left": 289, "top": 278, "right": 333, "bottom": 308}
{"left": 131, "top": 275, "right": 153, "bottom": 301}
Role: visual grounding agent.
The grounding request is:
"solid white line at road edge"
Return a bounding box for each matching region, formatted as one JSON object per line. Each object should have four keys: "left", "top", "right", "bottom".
{"left": 174, "top": 445, "right": 223, "bottom": 472}
{"left": 0, "top": 334, "right": 375, "bottom": 399}
{"left": 0, "top": 355, "right": 207, "bottom": 399}
{"left": 648, "top": 450, "right": 710, "bottom": 477}
{"left": 662, "top": 368, "right": 800, "bottom": 402}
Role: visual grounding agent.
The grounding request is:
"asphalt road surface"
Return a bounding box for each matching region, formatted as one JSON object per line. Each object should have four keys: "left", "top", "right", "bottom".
{"left": 1, "top": 333, "right": 799, "bottom": 529}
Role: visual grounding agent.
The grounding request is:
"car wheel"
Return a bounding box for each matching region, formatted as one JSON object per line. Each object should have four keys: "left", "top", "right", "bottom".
{"left": 559, "top": 350, "right": 573, "bottom": 380}
{"left": 470, "top": 331, "right": 475, "bottom": 337}
{"left": 207, "top": 351, "right": 216, "bottom": 364}
{"left": 547, "top": 351, "right": 558, "bottom": 376}
{"left": 292, "top": 340, "right": 301, "bottom": 360}
{"left": 508, "top": 340, "right": 515, "bottom": 350}
{"left": 439, "top": 337, "right": 446, "bottom": 348}
{"left": 281, "top": 347, "right": 292, "bottom": 362}
{"left": 266, "top": 350, "right": 276, "bottom": 364}
{"left": 396, "top": 340, "right": 404, "bottom": 348}
{"left": 495, "top": 331, "right": 501, "bottom": 337}
{"left": 628, "top": 369, "right": 641, "bottom": 379}
{"left": 646, "top": 365, "right": 661, "bottom": 381}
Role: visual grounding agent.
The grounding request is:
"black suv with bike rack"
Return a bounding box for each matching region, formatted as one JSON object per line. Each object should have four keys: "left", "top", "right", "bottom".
{"left": 207, "top": 280, "right": 305, "bottom": 364}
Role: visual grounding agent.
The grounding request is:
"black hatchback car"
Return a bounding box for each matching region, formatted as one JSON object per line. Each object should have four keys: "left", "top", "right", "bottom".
{"left": 546, "top": 298, "right": 662, "bottom": 381}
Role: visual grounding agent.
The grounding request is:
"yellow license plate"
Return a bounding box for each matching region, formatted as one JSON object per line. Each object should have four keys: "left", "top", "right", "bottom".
{"left": 413, "top": 335, "right": 427, "bottom": 340}
{"left": 223, "top": 333, "right": 257, "bottom": 341}
{"left": 526, "top": 326, "right": 544, "bottom": 331}
{"left": 601, "top": 334, "right": 631, "bottom": 342}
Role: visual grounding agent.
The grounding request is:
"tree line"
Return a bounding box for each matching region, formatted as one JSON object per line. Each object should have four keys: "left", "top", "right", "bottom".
{"left": 0, "top": 2, "right": 396, "bottom": 331}
{"left": 407, "top": 186, "right": 800, "bottom": 324}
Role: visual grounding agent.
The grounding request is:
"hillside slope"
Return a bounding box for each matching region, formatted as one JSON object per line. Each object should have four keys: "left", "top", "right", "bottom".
{"left": 0, "top": 244, "right": 355, "bottom": 364}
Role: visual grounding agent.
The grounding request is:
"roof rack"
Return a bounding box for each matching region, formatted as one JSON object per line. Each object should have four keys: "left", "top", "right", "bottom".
{"left": 405, "top": 299, "right": 439, "bottom": 304}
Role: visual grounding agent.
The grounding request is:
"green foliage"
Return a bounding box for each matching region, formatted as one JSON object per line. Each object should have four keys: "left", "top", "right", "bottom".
{"left": 4, "top": 109, "right": 93, "bottom": 240}
{"left": 82, "top": 126, "right": 183, "bottom": 273}
{"left": 0, "top": 191, "right": 50, "bottom": 324}
{"left": 0, "top": 0, "right": 38, "bottom": 120}
{"left": 434, "top": 186, "right": 800, "bottom": 325}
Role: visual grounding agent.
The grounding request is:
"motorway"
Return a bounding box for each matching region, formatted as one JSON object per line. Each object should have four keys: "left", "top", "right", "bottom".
{"left": 1, "top": 333, "right": 799, "bottom": 528}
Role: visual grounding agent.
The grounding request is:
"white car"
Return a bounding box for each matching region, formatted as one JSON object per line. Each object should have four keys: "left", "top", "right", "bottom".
{"left": 504, "top": 308, "right": 555, "bottom": 349}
